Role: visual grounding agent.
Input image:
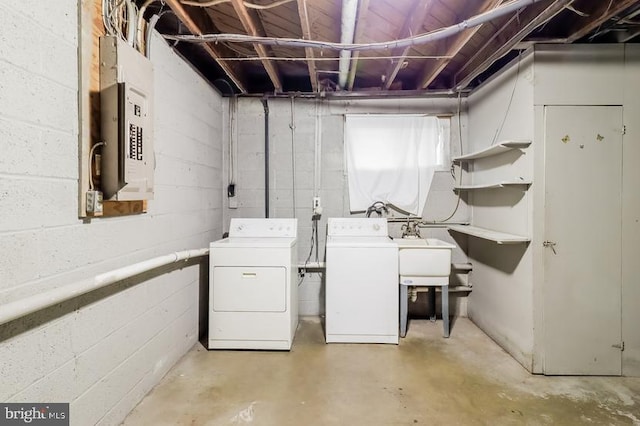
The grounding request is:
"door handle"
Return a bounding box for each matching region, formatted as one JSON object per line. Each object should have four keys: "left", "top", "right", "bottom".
{"left": 543, "top": 241, "right": 557, "bottom": 254}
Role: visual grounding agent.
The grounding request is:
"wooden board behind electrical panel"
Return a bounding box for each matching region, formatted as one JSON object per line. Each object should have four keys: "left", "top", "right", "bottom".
{"left": 78, "top": 0, "right": 147, "bottom": 218}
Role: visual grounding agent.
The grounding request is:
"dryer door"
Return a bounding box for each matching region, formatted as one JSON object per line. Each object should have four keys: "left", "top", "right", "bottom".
{"left": 212, "top": 266, "right": 286, "bottom": 312}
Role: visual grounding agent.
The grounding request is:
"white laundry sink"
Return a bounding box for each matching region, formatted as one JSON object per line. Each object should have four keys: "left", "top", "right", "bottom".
{"left": 393, "top": 238, "right": 455, "bottom": 278}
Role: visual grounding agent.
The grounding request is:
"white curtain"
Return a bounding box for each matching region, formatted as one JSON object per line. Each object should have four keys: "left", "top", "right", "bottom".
{"left": 345, "top": 114, "right": 444, "bottom": 216}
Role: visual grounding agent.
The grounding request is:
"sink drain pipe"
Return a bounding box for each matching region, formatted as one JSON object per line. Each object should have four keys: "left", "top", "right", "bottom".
{"left": 262, "top": 98, "right": 270, "bottom": 218}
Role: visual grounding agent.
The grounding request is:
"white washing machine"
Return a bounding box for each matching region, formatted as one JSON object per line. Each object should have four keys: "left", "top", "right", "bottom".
{"left": 209, "top": 218, "right": 298, "bottom": 350}
{"left": 325, "top": 218, "right": 399, "bottom": 344}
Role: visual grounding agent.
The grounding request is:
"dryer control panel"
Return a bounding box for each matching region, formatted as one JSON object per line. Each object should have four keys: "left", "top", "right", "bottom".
{"left": 327, "top": 218, "right": 388, "bottom": 237}
{"left": 229, "top": 218, "right": 297, "bottom": 238}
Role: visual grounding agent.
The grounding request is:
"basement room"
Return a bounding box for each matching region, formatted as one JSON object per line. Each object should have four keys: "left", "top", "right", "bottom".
{"left": 1, "top": 0, "right": 640, "bottom": 424}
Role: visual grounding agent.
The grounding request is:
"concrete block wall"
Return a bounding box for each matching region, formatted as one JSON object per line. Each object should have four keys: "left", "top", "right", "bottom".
{"left": 224, "top": 97, "right": 468, "bottom": 316}
{"left": 0, "top": 2, "right": 224, "bottom": 424}
{"left": 466, "top": 54, "right": 536, "bottom": 371}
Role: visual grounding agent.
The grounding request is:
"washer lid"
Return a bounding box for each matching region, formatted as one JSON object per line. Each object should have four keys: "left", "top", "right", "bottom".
{"left": 326, "top": 235, "right": 398, "bottom": 248}
{"left": 211, "top": 237, "right": 296, "bottom": 249}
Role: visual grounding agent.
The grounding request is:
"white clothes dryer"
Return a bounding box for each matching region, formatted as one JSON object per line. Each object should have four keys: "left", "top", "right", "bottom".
{"left": 209, "top": 218, "right": 298, "bottom": 350}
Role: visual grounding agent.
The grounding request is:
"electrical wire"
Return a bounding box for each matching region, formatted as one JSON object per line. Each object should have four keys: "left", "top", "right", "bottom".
{"left": 290, "top": 96, "right": 297, "bottom": 218}
{"left": 304, "top": 220, "right": 317, "bottom": 266}
{"left": 125, "top": 0, "right": 138, "bottom": 47}
{"left": 589, "top": 0, "right": 615, "bottom": 41}
{"left": 491, "top": 50, "right": 521, "bottom": 146}
{"left": 145, "top": 12, "right": 165, "bottom": 58}
{"left": 244, "top": 0, "right": 294, "bottom": 10}
{"left": 434, "top": 92, "right": 464, "bottom": 223}
{"left": 181, "top": 0, "right": 228, "bottom": 6}
{"left": 88, "top": 142, "right": 106, "bottom": 191}
{"left": 164, "top": 0, "right": 545, "bottom": 52}
{"left": 102, "top": 0, "right": 138, "bottom": 45}
{"left": 298, "top": 218, "right": 319, "bottom": 287}
{"left": 181, "top": 0, "right": 294, "bottom": 9}
{"left": 228, "top": 96, "right": 237, "bottom": 184}
{"left": 565, "top": 5, "right": 589, "bottom": 17}
{"left": 137, "top": 0, "right": 157, "bottom": 53}
{"left": 213, "top": 55, "right": 453, "bottom": 62}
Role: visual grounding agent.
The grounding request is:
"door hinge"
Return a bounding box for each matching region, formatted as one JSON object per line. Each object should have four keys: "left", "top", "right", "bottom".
{"left": 612, "top": 342, "right": 624, "bottom": 351}
{"left": 623, "top": 125, "right": 627, "bottom": 135}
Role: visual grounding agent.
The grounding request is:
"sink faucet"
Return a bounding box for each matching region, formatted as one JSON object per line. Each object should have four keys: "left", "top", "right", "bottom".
{"left": 401, "top": 220, "right": 421, "bottom": 238}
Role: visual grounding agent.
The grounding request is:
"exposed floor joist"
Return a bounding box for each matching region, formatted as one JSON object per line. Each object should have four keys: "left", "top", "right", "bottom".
{"left": 382, "top": 0, "right": 432, "bottom": 90}
{"left": 296, "top": 0, "right": 318, "bottom": 92}
{"left": 231, "top": 0, "right": 283, "bottom": 92}
{"left": 346, "top": 0, "right": 370, "bottom": 91}
{"left": 417, "top": 0, "right": 503, "bottom": 90}
{"left": 454, "top": 0, "right": 573, "bottom": 90}
{"left": 566, "top": 0, "right": 640, "bottom": 42}
{"left": 164, "top": 0, "right": 247, "bottom": 93}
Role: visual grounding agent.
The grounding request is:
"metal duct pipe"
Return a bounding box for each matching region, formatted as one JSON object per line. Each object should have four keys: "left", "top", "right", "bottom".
{"left": 0, "top": 249, "right": 209, "bottom": 326}
{"left": 262, "top": 98, "right": 270, "bottom": 218}
{"left": 338, "top": 0, "right": 359, "bottom": 89}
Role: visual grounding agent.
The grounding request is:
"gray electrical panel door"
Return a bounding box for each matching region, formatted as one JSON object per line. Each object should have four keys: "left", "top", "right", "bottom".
{"left": 543, "top": 105, "right": 623, "bottom": 375}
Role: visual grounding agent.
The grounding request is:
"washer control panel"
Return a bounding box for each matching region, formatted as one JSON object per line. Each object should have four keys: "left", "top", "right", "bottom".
{"left": 228, "top": 218, "right": 297, "bottom": 238}
{"left": 327, "top": 218, "right": 388, "bottom": 237}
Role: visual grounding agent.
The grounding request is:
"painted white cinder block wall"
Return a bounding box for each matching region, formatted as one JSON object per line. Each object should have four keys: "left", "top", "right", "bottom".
{"left": 223, "top": 97, "right": 469, "bottom": 316}
{"left": 466, "top": 44, "right": 640, "bottom": 376}
{"left": 466, "top": 54, "right": 536, "bottom": 370}
{"left": 0, "top": 3, "right": 224, "bottom": 425}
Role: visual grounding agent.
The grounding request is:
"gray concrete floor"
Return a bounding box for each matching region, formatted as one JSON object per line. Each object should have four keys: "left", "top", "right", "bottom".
{"left": 124, "top": 318, "right": 640, "bottom": 425}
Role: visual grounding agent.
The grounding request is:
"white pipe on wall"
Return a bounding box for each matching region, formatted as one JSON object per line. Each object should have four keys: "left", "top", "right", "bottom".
{"left": 338, "top": 0, "right": 359, "bottom": 89}
{"left": 0, "top": 248, "right": 209, "bottom": 326}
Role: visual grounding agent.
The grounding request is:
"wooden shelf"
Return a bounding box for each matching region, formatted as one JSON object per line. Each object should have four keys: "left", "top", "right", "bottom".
{"left": 454, "top": 181, "right": 532, "bottom": 191}
{"left": 448, "top": 225, "right": 530, "bottom": 244}
{"left": 453, "top": 140, "right": 531, "bottom": 162}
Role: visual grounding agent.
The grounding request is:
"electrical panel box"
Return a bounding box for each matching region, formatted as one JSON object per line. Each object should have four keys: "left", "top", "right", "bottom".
{"left": 100, "top": 36, "right": 154, "bottom": 201}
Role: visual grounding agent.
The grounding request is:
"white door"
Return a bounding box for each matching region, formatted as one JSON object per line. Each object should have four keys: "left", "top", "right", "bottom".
{"left": 543, "top": 105, "right": 623, "bottom": 375}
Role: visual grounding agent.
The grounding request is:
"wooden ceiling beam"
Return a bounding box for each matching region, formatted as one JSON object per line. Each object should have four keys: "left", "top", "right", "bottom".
{"left": 296, "top": 0, "right": 318, "bottom": 92}
{"left": 164, "top": 0, "right": 247, "bottom": 93}
{"left": 566, "top": 0, "right": 640, "bottom": 43}
{"left": 416, "top": 0, "right": 503, "bottom": 90}
{"left": 347, "top": 0, "right": 371, "bottom": 91}
{"left": 453, "top": 0, "right": 573, "bottom": 90}
{"left": 382, "top": 0, "right": 432, "bottom": 90}
{"left": 231, "top": 0, "right": 283, "bottom": 92}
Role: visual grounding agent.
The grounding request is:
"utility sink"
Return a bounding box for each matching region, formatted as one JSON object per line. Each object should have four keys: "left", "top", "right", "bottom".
{"left": 393, "top": 238, "right": 455, "bottom": 278}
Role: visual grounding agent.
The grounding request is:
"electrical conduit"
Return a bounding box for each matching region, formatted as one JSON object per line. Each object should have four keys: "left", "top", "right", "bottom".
{"left": 262, "top": 98, "right": 270, "bottom": 218}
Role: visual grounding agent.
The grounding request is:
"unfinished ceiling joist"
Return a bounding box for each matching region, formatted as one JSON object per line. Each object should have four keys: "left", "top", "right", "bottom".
{"left": 231, "top": 0, "right": 283, "bottom": 92}
{"left": 160, "top": 0, "right": 640, "bottom": 95}
{"left": 383, "top": 0, "right": 432, "bottom": 90}
{"left": 417, "top": 0, "right": 503, "bottom": 90}
{"left": 165, "top": 0, "right": 547, "bottom": 52}
{"left": 165, "top": 0, "right": 248, "bottom": 93}
{"left": 565, "top": 0, "right": 640, "bottom": 43}
{"left": 453, "top": 0, "right": 573, "bottom": 90}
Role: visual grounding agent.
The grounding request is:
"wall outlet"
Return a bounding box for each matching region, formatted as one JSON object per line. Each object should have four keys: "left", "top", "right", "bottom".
{"left": 86, "top": 190, "right": 103, "bottom": 215}
{"left": 313, "top": 196, "right": 322, "bottom": 217}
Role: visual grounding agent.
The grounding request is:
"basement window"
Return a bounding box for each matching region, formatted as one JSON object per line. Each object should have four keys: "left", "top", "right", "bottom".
{"left": 344, "top": 114, "right": 450, "bottom": 215}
